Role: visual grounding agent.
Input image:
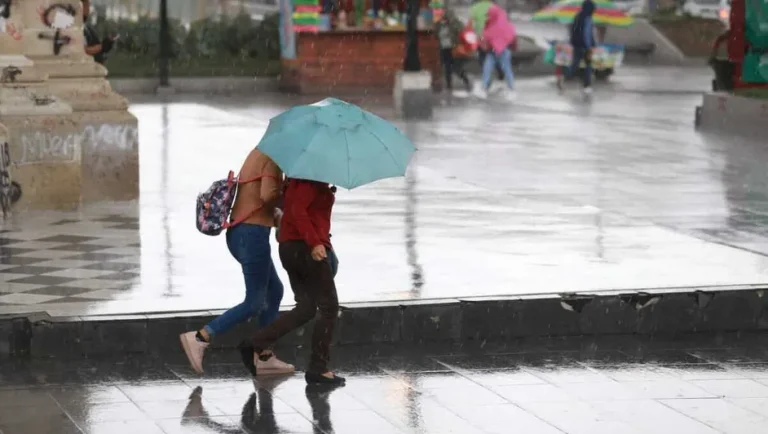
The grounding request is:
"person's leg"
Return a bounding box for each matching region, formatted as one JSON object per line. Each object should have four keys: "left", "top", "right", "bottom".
{"left": 204, "top": 225, "right": 271, "bottom": 336}
{"left": 258, "top": 259, "right": 284, "bottom": 327}
{"left": 253, "top": 258, "right": 295, "bottom": 373}
{"left": 440, "top": 48, "right": 453, "bottom": 91}
{"left": 583, "top": 48, "right": 593, "bottom": 90}
{"left": 569, "top": 47, "right": 584, "bottom": 81}
{"left": 481, "top": 51, "right": 495, "bottom": 91}
{"left": 241, "top": 241, "right": 319, "bottom": 375}
{"left": 454, "top": 58, "right": 472, "bottom": 92}
{"left": 498, "top": 48, "right": 515, "bottom": 89}
{"left": 305, "top": 256, "right": 339, "bottom": 377}
{"left": 180, "top": 224, "right": 270, "bottom": 375}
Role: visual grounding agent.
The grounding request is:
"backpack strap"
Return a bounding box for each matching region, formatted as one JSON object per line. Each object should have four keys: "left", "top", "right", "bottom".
{"left": 223, "top": 171, "right": 279, "bottom": 229}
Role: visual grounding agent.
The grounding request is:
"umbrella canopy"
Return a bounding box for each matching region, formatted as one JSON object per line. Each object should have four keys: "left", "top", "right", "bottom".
{"left": 532, "top": 0, "right": 634, "bottom": 27}
{"left": 257, "top": 98, "right": 416, "bottom": 189}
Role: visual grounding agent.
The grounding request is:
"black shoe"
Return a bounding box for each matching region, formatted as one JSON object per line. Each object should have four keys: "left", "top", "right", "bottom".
{"left": 238, "top": 341, "right": 257, "bottom": 377}
{"left": 305, "top": 371, "right": 346, "bottom": 386}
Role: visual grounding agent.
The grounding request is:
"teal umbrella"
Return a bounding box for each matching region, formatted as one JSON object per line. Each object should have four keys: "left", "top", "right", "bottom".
{"left": 257, "top": 98, "right": 416, "bottom": 189}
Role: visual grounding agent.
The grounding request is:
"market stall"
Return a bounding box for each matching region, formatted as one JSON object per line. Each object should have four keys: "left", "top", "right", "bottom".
{"left": 278, "top": 0, "right": 441, "bottom": 94}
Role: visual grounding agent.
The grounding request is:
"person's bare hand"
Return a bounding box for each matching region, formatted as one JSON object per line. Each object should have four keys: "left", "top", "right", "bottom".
{"left": 311, "top": 245, "right": 327, "bottom": 261}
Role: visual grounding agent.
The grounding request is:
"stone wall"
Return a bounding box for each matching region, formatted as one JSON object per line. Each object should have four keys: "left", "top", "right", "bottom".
{"left": 652, "top": 17, "right": 726, "bottom": 57}
{"left": 0, "top": 0, "right": 138, "bottom": 211}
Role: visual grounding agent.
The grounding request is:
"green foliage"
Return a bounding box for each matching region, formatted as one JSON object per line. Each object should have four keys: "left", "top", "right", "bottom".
{"left": 90, "top": 10, "right": 281, "bottom": 65}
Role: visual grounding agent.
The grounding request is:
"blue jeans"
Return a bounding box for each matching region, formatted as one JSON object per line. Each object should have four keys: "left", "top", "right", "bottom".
{"left": 482, "top": 48, "right": 515, "bottom": 90}
{"left": 204, "top": 223, "right": 284, "bottom": 336}
{"left": 569, "top": 47, "right": 592, "bottom": 88}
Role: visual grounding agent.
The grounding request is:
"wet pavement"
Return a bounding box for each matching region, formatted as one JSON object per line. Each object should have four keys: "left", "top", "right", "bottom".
{"left": 2, "top": 67, "right": 768, "bottom": 318}
{"left": 4, "top": 333, "right": 768, "bottom": 433}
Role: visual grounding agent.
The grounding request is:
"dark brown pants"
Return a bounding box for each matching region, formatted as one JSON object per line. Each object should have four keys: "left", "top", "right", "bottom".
{"left": 250, "top": 241, "right": 339, "bottom": 374}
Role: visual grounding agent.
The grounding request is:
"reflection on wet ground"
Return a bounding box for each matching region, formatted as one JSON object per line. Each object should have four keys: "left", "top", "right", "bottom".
{"left": 3, "top": 333, "right": 768, "bottom": 433}
{"left": 2, "top": 70, "right": 768, "bottom": 318}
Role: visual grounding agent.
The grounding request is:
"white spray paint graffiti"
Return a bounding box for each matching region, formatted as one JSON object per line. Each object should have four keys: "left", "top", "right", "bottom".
{"left": 81, "top": 124, "right": 139, "bottom": 178}
{"left": 19, "top": 131, "right": 77, "bottom": 164}
{"left": 82, "top": 124, "right": 139, "bottom": 152}
{"left": 17, "top": 123, "right": 137, "bottom": 165}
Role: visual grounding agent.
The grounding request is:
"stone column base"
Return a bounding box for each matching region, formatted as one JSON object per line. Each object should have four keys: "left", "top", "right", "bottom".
{"left": 394, "top": 71, "right": 433, "bottom": 120}
{"left": 697, "top": 92, "right": 768, "bottom": 136}
{"left": 74, "top": 111, "right": 139, "bottom": 203}
{"left": 3, "top": 115, "right": 82, "bottom": 211}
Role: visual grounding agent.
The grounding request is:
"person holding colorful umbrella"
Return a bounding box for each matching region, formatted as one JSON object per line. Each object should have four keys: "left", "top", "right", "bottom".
{"left": 564, "top": 0, "right": 596, "bottom": 95}
{"left": 535, "top": 0, "right": 633, "bottom": 91}
{"left": 238, "top": 98, "right": 416, "bottom": 386}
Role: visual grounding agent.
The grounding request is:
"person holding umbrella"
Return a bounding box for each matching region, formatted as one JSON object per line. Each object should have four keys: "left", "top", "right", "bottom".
{"left": 238, "top": 98, "right": 416, "bottom": 386}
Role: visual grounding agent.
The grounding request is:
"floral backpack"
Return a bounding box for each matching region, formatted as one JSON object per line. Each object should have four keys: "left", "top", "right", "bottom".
{"left": 196, "top": 171, "right": 272, "bottom": 236}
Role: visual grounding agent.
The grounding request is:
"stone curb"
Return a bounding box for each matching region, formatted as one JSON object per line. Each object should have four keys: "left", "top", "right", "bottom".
{"left": 2, "top": 284, "right": 767, "bottom": 360}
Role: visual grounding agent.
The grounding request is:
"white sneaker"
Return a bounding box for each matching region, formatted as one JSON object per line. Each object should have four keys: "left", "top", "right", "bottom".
{"left": 180, "top": 331, "right": 208, "bottom": 375}
{"left": 452, "top": 89, "right": 469, "bottom": 98}
{"left": 583, "top": 86, "right": 593, "bottom": 95}
{"left": 255, "top": 352, "right": 296, "bottom": 375}
{"left": 503, "top": 89, "right": 517, "bottom": 101}
{"left": 473, "top": 88, "right": 488, "bottom": 99}
{"left": 489, "top": 81, "right": 504, "bottom": 94}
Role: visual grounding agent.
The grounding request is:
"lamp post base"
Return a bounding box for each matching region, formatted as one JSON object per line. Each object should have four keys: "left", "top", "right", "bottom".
{"left": 394, "top": 70, "right": 433, "bottom": 120}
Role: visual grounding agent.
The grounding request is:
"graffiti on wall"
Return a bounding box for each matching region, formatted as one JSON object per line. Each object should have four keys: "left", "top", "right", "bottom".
{"left": 82, "top": 124, "right": 139, "bottom": 152}
{"left": 81, "top": 124, "right": 139, "bottom": 177}
{"left": 0, "top": 142, "right": 21, "bottom": 218}
{"left": 37, "top": 4, "right": 76, "bottom": 55}
{"left": 19, "top": 131, "right": 77, "bottom": 164}
{"left": 17, "top": 123, "right": 138, "bottom": 166}
{"left": 39, "top": 4, "right": 76, "bottom": 29}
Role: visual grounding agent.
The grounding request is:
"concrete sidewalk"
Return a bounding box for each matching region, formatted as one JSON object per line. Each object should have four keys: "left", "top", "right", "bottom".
{"left": 3, "top": 333, "right": 768, "bottom": 433}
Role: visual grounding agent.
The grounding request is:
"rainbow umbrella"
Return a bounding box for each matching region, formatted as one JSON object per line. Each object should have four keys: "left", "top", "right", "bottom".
{"left": 532, "top": 0, "right": 634, "bottom": 27}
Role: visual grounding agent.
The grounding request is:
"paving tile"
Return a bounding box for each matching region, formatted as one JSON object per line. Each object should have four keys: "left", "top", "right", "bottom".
{"left": 36, "top": 235, "right": 101, "bottom": 244}
{"left": 519, "top": 400, "right": 647, "bottom": 434}
{"left": 691, "top": 379, "right": 768, "bottom": 398}
{"left": 492, "top": 383, "right": 577, "bottom": 404}
{"left": 5, "top": 275, "right": 76, "bottom": 286}
{"left": 660, "top": 397, "right": 768, "bottom": 434}
{"left": 448, "top": 403, "right": 564, "bottom": 434}
{"left": 591, "top": 399, "right": 720, "bottom": 434}
{"left": 82, "top": 420, "right": 165, "bottom": 434}
{"left": 48, "top": 385, "right": 131, "bottom": 406}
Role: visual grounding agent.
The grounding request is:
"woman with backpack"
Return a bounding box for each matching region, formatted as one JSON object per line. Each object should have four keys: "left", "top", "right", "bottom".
{"left": 181, "top": 148, "right": 294, "bottom": 376}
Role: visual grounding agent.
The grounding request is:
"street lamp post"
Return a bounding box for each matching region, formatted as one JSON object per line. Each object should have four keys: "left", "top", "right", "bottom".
{"left": 403, "top": 0, "right": 421, "bottom": 71}
{"left": 159, "top": 0, "right": 170, "bottom": 87}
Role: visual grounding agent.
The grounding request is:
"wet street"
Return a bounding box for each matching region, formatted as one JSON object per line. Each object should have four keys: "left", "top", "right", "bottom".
{"left": 4, "top": 334, "right": 768, "bottom": 433}
{"left": 2, "top": 66, "right": 768, "bottom": 318}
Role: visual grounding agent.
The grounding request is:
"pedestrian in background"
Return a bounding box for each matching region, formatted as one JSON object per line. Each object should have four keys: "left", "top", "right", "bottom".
{"left": 436, "top": 14, "right": 472, "bottom": 98}
{"left": 558, "top": 0, "right": 596, "bottom": 96}
{"left": 476, "top": 4, "right": 517, "bottom": 100}
{"left": 470, "top": 0, "right": 505, "bottom": 86}
{"left": 82, "top": 0, "right": 117, "bottom": 64}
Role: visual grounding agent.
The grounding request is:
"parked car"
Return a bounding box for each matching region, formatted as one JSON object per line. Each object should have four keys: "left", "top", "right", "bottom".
{"left": 680, "top": 0, "right": 730, "bottom": 25}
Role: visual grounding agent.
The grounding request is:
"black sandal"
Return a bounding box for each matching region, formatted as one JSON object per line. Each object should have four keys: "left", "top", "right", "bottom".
{"left": 237, "top": 341, "right": 257, "bottom": 377}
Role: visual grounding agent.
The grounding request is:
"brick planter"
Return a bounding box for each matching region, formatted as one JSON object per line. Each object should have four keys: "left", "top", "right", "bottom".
{"left": 279, "top": 30, "right": 441, "bottom": 95}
